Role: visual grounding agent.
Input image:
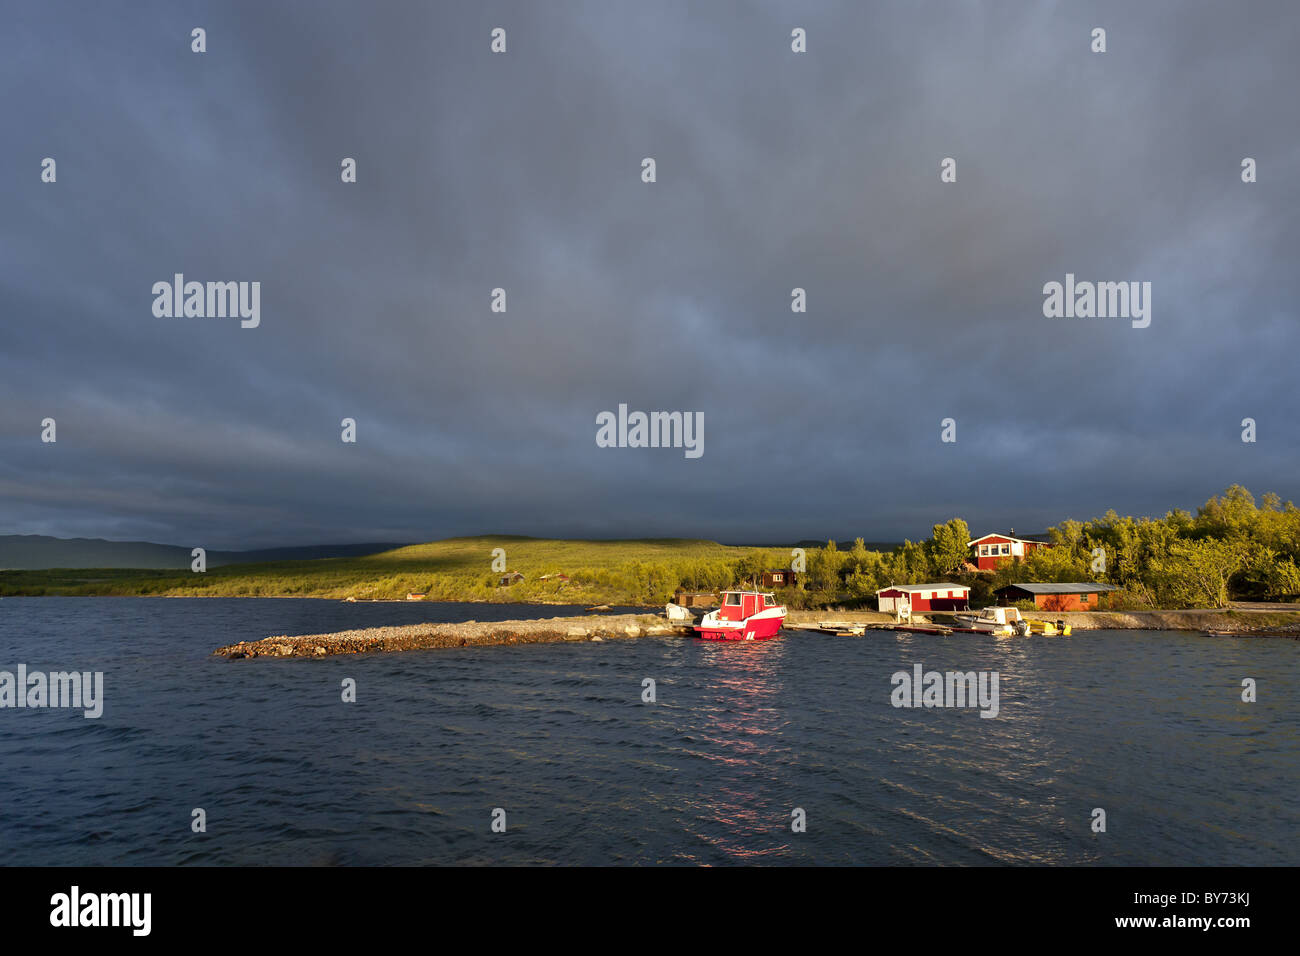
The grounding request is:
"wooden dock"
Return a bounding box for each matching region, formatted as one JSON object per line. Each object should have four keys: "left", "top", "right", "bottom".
{"left": 794, "top": 620, "right": 955, "bottom": 636}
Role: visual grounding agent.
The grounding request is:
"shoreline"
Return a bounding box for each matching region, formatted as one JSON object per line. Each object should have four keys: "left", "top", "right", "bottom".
{"left": 787, "top": 608, "right": 1300, "bottom": 637}
{"left": 13, "top": 589, "right": 1298, "bottom": 626}
{"left": 214, "top": 607, "right": 1300, "bottom": 659}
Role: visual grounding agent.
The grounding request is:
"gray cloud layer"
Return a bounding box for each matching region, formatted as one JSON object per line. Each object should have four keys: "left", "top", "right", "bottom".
{"left": 2, "top": 1, "right": 1297, "bottom": 547}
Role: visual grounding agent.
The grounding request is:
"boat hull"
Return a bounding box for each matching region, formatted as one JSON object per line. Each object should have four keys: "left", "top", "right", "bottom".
{"left": 694, "top": 615, "right": 785, "bottom": 641}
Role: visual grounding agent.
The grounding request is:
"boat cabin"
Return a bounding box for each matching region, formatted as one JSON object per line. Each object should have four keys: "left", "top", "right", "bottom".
{"left": 717, "top": 591, "right": 778, "bottom": 621}
{"left": 972, "top": 606, "right": 1023, "bottom": 625}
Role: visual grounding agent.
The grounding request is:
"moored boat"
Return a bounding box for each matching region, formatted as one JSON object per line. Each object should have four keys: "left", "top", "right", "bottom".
{"left": 813, "top": 620, "right": 867, "bottom": 635}
{"left": 955, "top": 606, "right": 1031, "bottom": 636}
{"left": 694, "top": 590, "right": 786, "bottom": 641}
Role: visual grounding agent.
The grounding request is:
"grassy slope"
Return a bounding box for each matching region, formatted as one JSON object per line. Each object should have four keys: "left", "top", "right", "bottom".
{"left": 0, "top": 536, "right": 757, "bottom": 603}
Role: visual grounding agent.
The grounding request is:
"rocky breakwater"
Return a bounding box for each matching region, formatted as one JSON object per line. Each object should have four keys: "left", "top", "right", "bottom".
{"left": 214, "top": 613, "right": 687, "bottom": 659}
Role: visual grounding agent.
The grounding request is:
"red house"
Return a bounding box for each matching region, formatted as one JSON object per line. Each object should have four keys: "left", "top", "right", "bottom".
{"left": 760, "top": 568, "right": 799, "bottom": 589}
{"left": 876, "top": 583, "right": 971, "bottom": 613}
{"left": 968, "top": 533, "right": 1051, "bottom": 571}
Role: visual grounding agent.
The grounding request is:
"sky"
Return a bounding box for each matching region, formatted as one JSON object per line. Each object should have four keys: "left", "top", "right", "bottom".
{"left": 2, "top": 0, "right": 1297, "bottom": 549}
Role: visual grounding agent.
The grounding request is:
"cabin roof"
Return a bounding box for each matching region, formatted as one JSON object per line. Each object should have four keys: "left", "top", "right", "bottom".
{"left": 994, "top": 582, "right": 1119, "bottom": 594}
{"left": 876, "top": 582, "right": 967, "bottom": 594}
{"left": 967, "top": 533, "right": 1049, "bottom": 546}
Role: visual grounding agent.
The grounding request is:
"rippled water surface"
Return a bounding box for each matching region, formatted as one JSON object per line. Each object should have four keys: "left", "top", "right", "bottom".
{"left": 0, "top": 598, "right": 1295, "bottom": 865}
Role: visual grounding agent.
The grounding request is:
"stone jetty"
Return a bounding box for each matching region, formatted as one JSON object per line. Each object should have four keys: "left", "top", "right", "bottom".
{"left": 214, "top": 613, "right": 688, "bottom": 659}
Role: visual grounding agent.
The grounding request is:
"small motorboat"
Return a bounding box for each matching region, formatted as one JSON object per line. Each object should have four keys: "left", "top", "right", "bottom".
{"left": 694, "top": 590, "right": 786, "bottom": 641}
{"left": 955, "top": 606, "right": 1031, "bottom": 636}
{"left": 811, "top": 620, "right": 867, "bottom": 635}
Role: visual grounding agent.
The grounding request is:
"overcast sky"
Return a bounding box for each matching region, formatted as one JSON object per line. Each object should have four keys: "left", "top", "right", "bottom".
{"left": 2, "top": 1, "right": 1297, "bottom": 549}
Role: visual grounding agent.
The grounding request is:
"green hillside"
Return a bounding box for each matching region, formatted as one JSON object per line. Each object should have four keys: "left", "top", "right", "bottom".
{"left": 7, "top": 486, "right": 1298, "bottom": 609}
{"left": 0, "top": 536, "right": 763, "bottom": 603}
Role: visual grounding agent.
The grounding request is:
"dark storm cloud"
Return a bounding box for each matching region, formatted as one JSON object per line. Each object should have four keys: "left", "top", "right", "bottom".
{"left": 1, "top": 0, "right": 1297, "bottom": 548}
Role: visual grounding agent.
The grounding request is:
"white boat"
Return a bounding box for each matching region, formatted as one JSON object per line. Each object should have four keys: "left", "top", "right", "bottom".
{"left": 956, "top": 606, "right": 1031, "bottom": 636}
{"left": 664, "top": 602, "right": 696, "bottom": 622}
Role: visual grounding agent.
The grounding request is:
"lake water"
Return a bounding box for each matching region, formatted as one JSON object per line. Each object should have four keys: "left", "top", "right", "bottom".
{"left": 0, "top": 597, "right": 1295, "bottom": 865}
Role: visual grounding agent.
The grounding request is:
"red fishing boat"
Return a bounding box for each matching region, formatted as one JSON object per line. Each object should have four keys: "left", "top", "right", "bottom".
{"left": 694, "top": 590, "right": 786, "bottom": 641}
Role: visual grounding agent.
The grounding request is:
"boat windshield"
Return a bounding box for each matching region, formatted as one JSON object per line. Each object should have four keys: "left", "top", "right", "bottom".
{"left": 725, "top": 593, "right": 742, "bottom": 606}
{"left": 763, "top": 594, "right": 775, "bottom": 606}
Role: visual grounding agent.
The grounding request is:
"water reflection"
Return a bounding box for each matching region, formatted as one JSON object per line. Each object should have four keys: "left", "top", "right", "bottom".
{"left": 677, "top": 637, "right": 792, "bottom": 862}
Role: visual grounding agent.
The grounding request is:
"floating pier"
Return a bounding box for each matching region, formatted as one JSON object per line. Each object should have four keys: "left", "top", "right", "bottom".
{"left": 801, "top": 620, "right": 868, "bottom": 636}
{"left": 796, "top": 618, "right": 955, "bottom": 636}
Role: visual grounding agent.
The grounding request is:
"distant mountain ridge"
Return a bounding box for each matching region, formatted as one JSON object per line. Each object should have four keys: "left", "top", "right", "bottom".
{"left": 0, "top": 535, "right": 408, "bottom": 570}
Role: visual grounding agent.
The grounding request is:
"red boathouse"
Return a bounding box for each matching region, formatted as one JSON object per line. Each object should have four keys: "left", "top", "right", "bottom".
{"left": 875, "top": 583, "right": 971, "bottom": 613}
